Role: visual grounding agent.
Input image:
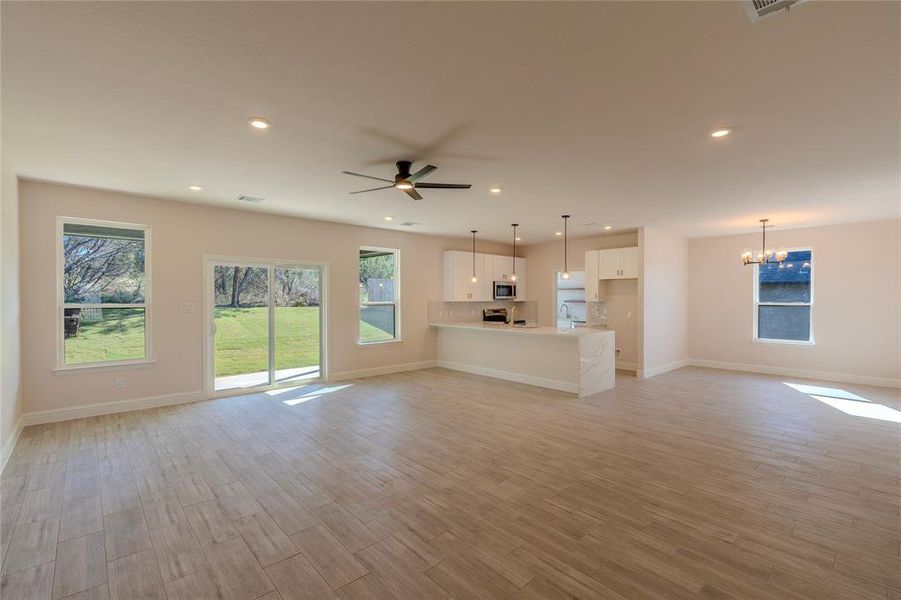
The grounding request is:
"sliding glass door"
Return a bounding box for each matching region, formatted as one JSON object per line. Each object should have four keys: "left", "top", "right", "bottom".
{"left": 208, "top": 259, "right": 324, "bottom": 393}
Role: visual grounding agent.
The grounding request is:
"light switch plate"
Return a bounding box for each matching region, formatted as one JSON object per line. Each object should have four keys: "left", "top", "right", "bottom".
{"left": 179, "top": 303, "right": 198, "bottom": 313}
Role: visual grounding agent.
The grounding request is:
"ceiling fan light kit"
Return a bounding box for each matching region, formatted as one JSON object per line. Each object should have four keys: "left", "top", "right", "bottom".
{"left": 343, "top": 160, "right": 472, "bottom": 201}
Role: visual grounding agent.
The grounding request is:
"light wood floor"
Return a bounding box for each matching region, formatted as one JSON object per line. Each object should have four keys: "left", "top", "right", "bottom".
{"left": 1, "top": 367, "right": 899, "bottom": 599}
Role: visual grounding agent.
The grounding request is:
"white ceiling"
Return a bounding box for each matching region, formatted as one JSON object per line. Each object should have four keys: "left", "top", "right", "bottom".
{"left": 2, "top": 1, "right": 899, "bottom": 243}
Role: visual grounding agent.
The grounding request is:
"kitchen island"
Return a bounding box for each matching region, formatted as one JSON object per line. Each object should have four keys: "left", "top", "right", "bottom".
{"left": 431, "top": 322, "right": 615, "bottom": 398}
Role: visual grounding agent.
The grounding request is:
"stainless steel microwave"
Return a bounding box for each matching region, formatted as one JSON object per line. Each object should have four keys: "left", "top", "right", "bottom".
{"left": 493, "top": 281, "right": 517, "bottom": 300}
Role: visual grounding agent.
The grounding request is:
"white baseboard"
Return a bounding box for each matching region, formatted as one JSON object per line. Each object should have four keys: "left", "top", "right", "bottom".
{"left": 21, "top": 391, "right": 206, "bottom": 427}
{"left": 16, "top": 361, "right": 438, "bottom": 429}
{"left": 1, "top": 417, "right": 24, "bottom": 474}
{"left": 330, "top": 360, "right": 437, "bottom": 382}
{"left": 615, "top": 361, "right": 637, "bottom": 372}
{"left": 687, "top": 359, "right": 901, "bottom": 389}
{"left": 436, "top": 360, "right": 579, "bottom": 394}
{"left": 639, "top": 359, "right": 690, "bottom": 379}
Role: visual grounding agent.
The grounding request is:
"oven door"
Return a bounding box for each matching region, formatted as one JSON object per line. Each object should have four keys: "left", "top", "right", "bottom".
{"left": 493, "top": 282, "right": 516, "bottom": 299}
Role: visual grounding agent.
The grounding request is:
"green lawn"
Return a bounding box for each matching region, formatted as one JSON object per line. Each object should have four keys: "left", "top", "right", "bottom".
{"left": 65, "top": 306, "right": 393, "bottom": 376}
{"left": 215, "top": 306, "right": 321, "bottom": 376}
{"left": 64, "top": 308, "right": 146, "bottom": 364}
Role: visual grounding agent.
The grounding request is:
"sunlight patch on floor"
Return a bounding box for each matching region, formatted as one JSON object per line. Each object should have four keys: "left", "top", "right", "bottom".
{"left": 265, "top": 383, "right": 354, "bottom": 406}
{"left": 784, "top": 382, "right": 901, "bottom": 423}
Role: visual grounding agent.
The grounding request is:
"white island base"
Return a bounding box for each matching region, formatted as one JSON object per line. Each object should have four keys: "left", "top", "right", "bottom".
{"left": 432, "top": 323, "right": 615, "bottom": 398}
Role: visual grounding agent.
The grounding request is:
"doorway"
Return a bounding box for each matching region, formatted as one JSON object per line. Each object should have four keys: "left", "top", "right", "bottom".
{"left": 555, "top": 270, "right": 586, "bottom": 328}
{"left": 205, "top": 258, "right": 327, "bottom": 395}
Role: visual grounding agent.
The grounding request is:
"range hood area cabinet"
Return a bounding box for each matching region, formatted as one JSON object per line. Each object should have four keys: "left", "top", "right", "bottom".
{"left": 585, "top": 247, "right": 639, "bottom": 300}
{"left": 443, "top": 251, "right": 526, "bottom": 301}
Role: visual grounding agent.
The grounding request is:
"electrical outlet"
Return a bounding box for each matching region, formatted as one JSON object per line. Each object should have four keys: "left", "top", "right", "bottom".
{"left": 615, "top": 348, "right": 622, "bottom": 358}
{"left": 114, "top": 378, "right": 126, "bottom": 389}
{"left": 179, "top": 303, "right": 198, "bottom": 313}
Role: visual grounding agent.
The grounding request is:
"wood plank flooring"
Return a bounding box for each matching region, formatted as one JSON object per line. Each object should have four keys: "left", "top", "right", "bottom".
{"left": 1, "top": 367, "right": 899, "bottom": 599}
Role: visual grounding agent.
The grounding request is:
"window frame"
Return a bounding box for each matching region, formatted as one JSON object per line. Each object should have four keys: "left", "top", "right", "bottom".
{"left": 358, "top": 246, "right": 401, "bottom": 345}
{"left": 752, "top": 247, "right": 814, "bottom": 345}
{"left": 55, "top": 216, "right": 153, "bottom": 372}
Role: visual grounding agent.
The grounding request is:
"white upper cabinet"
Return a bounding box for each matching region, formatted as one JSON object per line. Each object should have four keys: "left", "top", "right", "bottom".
{"left": 514, "top": 257, "right": 527, "bottom": 299}
{"left": 443, "top": 251, "right": 484, "bottom": 301}
{"left": 585, "top": 246, "right": 639, "bottom": 291}
{"left": 489, "top": 254, "right": 512, "bottom": 282}
{"left": 620, "top": 246, "right": 639, "bottom": 278}
{"left": 598, "top": 249, "right": 621, "bottom": 279}
{"left": 443, "top": 251, "right": 527, "bottom": 302}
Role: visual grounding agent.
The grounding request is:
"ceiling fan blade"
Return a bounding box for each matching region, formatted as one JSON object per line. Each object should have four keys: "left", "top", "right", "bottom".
{"left": 342, "top": 171, "right": 393, "bottom": 183}
{"left": 408, "top": 164, "right": 437, "bottom": 182}
{"left": 414, "top": 182, "right": 472, "bottom": 189}
{"left": 404, "top": 188, "right": 423, "bottom": 201}
{"left": 349, "top": 185, "right": 394, "bottom": 194}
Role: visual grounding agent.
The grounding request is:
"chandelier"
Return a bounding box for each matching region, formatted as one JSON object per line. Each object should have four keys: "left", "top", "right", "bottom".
{"left": 742, "top": 219, "right": 788, "bottom": 266}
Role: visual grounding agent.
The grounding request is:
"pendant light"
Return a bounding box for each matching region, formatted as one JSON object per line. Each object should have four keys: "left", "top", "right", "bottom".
{"left": 510, "top": 224, "right": 519, "bottom": 282}
{"left": 741, "top": 219, "right": 788, "bottom": 266}
{"left": 560, "top": 215, "right": 571, "bottom": 280}
{"left": 470, "top": 230, "right": 478, "bottom": 283}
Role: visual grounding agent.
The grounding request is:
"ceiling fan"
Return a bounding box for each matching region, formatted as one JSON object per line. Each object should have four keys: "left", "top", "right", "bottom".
{"left": 343, "top": 160, "right": 472, "bottom": 201}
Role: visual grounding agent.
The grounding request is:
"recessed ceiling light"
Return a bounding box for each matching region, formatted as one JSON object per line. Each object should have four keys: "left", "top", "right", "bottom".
{"left": 710, "top": 128, "right": 731, "bottom": 138}
{"left": 603, "top": 225, "right": 613, "bottom": 230}
{"left": 249, "top": 117, "right": 271, "bottom": 129}
{"left": 515, "top": 237, "right": 521, "bottom": 241}
{"left": 384, "top": 216, "right": 393, "bottom": 221}
{"left": 555, "top": 231, "right": 563, "bottom": 236}
{"left": 188, "top": 185, "right": 203, "bottom": 191}
{"left": 489, "top": 187, "right": 502, "bottom": 194}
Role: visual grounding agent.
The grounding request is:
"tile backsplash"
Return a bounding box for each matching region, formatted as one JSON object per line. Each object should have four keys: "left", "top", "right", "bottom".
{"left": 587, "top": 301, "right": 608, "bottom": 325}
{"left": 428, "top": 301, "right": 538, "bottom": 324}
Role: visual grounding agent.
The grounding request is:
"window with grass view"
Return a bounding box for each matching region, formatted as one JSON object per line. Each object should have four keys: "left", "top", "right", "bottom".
{"left": 359, "top": 247, "right": 399, "bottom": 343}
{"left": 755, "top": 249, "right": 813, "bottom": 343}
{"left": 60, "top": 219, "right": 149, "bottom": 366}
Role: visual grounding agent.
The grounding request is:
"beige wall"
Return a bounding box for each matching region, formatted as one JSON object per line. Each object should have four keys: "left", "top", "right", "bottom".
{"left": 688, "top": 219, "right": 900, "bottom": 384}
{"left": 1, "top": 165, "right": 22, "bottom": 466}
{"left": 19, "top": 180, "right": 510, "bottom": 414}
{"left": 597, "top": 279, "right": 639, "bottom": 368}
{"left": 639, "top": 227, "right": 689, "bottom": 375}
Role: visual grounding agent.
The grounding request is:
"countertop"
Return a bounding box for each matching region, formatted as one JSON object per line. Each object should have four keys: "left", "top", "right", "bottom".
{"left": 430, "top": 322, "right": 614, "bottom": 338}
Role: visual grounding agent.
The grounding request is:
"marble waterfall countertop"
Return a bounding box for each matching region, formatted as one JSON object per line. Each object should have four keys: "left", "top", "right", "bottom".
{"left": 430, "top": 321, "right": 613, "bottom": 338}
{"left": 431, "top": 322, "right": 615, "bottom": 397}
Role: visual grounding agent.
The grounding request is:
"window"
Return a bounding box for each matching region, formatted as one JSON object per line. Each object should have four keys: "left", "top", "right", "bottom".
{"left": 754, "top": 249, "right": 813, "bottom": 343}
{"left": 359, "top": 247, "right": 399, "bottom": 344}
{"left": 59, "top": 218, "right": 150, "bottom": 368}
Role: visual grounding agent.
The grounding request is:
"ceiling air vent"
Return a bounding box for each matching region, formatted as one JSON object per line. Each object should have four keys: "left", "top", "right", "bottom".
{"left": 745, "top": 0, "right": 806, "bottom": 22}
{"left": 236, "top": 195, "right": 265, "bottom": 203}
{"left": 400, "top": 221, "right": 419, "bottom": 227}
